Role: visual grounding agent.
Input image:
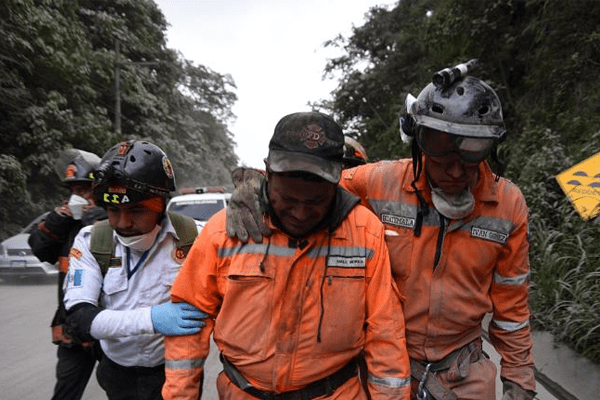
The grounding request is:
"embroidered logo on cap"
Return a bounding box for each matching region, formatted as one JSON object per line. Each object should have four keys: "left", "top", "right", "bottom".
{"left": 299, "top": 124, "right": 325, "bottom": 149}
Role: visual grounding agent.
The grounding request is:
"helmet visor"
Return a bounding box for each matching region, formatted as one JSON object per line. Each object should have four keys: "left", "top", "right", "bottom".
{"left": 416, "top": 126, "right": 494, "bottom": 164}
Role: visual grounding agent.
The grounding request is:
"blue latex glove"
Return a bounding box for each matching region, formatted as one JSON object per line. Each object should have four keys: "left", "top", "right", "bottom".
{"left": 151, "top": 302, "right": 207, "bottom": 336}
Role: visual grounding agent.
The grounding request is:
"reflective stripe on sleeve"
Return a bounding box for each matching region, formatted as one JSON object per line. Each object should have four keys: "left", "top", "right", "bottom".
{"left": 368, "top": 374, "right": 411, "bottom": 388}
{"left": 165, "top": 358, "right": 206, "bottom": 370}
{"left": 493, "top": 271, "right": 530, "bottom": 285}
{"left": 492, "top": 318, "right": 529, "bottom": 332}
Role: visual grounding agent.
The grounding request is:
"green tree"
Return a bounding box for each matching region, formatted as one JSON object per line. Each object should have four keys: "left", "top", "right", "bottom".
{"left": 0, "top": 0, "right": 238, "bottom": 237}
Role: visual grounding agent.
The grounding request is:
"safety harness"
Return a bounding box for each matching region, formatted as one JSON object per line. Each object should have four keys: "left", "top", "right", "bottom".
{"left": 411, "top": 339, "right": 484, "bottom": 400}
{"left": 89, "top": 211, "right": 197, "bottom": 275}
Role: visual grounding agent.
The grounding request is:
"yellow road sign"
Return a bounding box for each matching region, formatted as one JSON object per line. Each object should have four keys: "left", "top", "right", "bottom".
{"left": 555, "top": 151, "right": 600, "bottom": 220}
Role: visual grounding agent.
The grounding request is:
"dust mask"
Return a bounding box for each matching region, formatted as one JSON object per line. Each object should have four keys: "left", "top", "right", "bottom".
{"left": 68, "top": 194, "right": 89, "bottom": 220}
{"left": 430, "top": 186, "right": 475, "bottom": 220}
{"left": 115, "top": 224, "right": 161, "bottom": 251}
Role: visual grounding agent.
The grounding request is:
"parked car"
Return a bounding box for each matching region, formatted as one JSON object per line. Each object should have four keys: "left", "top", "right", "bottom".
{"left": 0, "top": 212, "right": 59, "bottom": 281}
{"left": 167, "top": 187, "right": 231, "bottom": 232}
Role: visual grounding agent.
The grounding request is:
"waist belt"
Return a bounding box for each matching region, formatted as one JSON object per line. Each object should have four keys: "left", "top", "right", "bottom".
{"left": 220, "top": 354, "right": 358, "bottom": 400}
{"left": 411, "top": 339, "right": 483, "bottom": 400}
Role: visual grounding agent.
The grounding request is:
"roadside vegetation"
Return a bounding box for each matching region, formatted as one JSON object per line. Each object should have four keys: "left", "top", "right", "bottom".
{"left": 0, "top": 0, "right": 239, "bottom": 236}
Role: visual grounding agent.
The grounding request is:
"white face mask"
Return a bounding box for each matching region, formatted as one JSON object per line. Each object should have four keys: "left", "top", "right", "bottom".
{"left": 430, "top": 186, "right": 475, "bottom": 220}
{"left": 68, "top": 194, "right": 89, "bottom": 220}
{"left": 115, "top": 224, "right": 161, "bottom": 251}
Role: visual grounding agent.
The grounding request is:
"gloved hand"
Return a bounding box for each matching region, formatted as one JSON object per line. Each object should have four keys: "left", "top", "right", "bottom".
{"left": 501, "top": 380, "right": 536, "bottom": 400}
{"left": 151, "top": 302, "right": 207, "bottom": 336}
{"left": 231, "top": 166, "right": 266, "bottom": 189}
{"left": 226, "top": 169, "right": 271, "bottom": 243}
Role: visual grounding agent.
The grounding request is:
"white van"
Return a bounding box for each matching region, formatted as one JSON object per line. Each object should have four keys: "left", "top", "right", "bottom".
{"left": 167, "top": 187, "right": 231, "bottom": 232}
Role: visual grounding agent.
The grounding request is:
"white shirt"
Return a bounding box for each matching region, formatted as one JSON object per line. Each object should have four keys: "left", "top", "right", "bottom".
{"left": 64, "top": 214, "right": 193, "bottom": 367}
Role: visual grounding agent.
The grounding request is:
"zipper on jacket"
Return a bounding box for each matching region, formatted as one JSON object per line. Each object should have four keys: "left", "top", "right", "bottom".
{"left": 433, "top": 215, "right": 446, "bottom": 270}
{"left": 317, "top": 233, "right": 333, "bottom": 342}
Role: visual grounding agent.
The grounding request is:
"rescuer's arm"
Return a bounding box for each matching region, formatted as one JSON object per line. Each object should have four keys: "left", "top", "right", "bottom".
{"left": 339, "top": 165, "right": 374, "bottom": 211}
{"left": 163, "top": 214, "right": 224, "bottom": 400}
{"left": 488, "top": 187, "right": 536, "bottom": 399}
{"left": 28, "top": 205, "right": 80, "bottom": 264}
{"left": 362, "top": 215, "right": 411, "bottom": 400}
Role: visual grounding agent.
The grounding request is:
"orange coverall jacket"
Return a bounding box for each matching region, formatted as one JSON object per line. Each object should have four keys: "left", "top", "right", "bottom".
{"left": 340, "top": 159, "right": 536, "bottom": 392}
{"left": 163, "top": 188, "right": 411, "bottom": 399}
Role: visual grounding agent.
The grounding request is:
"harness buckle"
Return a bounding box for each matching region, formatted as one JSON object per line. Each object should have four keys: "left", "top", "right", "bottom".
{"left": 416, "top": 363, "right": 432, "bottom": 400}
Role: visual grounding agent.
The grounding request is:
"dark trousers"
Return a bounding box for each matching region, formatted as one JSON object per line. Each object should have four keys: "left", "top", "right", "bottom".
{"left": 51, "top": 344, "right": 97, "bottom": 400}
{"left": 96, "top": 355, "right": 165, "bottom": 400}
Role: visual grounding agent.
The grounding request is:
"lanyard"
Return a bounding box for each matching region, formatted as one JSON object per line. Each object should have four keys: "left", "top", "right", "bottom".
{"left": 126, "top": 247, "right": 149, "bottom": 280}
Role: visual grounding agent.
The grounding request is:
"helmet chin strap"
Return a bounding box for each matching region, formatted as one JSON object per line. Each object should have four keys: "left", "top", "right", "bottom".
{"left": 410, "top": 141, "right": 429, "bottom": 237}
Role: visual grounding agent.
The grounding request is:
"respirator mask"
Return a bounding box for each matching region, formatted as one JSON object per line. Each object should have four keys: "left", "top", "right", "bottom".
{"left": 115, "top": 225, "right": 161, "bottom": 252}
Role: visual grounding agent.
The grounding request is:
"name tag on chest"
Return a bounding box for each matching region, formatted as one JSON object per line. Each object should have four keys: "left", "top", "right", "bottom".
{"left": 327, "top": 256, "right": 366, "bottom": 268}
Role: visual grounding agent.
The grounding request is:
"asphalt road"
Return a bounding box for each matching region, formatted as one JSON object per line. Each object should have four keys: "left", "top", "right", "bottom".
{"left": 0, "top": 278, "right": 220, "bottom": 400}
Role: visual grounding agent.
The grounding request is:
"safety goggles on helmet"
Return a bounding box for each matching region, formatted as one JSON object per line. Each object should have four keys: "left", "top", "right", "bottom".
{"left": 416, "top": 126, "right": 495, "bottom": 164}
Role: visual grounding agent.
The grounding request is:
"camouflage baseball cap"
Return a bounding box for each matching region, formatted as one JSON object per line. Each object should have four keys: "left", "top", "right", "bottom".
{"left": 268, "top": 111, "right": 344, "bottom": 183}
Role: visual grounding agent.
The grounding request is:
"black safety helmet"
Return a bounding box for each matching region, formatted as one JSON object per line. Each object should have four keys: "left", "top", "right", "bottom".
{"left": 93, "top": 140, "right": 175, "bottom": 207}
{"left": 342, "top": 136, "right": 369, "bottom": 168}
{"left": 56, "top": 149, "right": 101, "bottom": 185}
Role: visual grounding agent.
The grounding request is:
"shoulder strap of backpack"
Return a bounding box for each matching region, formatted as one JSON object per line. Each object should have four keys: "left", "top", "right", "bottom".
{"left": 89, "top": 212, "right": 197, "bottom": 276}
{"left": 167, "top": 211, "right": 198, "bottom": 257}
{"left": 89, "top": 219, "right": 114, "bottom": 277}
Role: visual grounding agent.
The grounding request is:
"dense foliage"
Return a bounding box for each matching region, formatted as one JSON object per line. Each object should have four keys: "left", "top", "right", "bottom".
{"left": 322, "top": 0, "right": 600, "bottom": 363}
{"left": 0, "top": 0, "right": 238, "bottom": 236}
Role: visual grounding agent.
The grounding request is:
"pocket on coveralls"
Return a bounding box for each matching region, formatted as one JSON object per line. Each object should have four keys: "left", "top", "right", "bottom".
{"left": 385, "top": 228, "right": 413, "bottom": 301}
{"left": 216, "top": 270, "right": 273, "bottom": 358}
{"left": 320, "top": 267, "right": 366, "bottom": 353}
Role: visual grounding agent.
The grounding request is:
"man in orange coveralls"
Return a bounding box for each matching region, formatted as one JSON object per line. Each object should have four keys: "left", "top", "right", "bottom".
{"left": 162, "top": 111, "right": 411, "bottom": 400}
{"left": 225, "top": 68, "right": 536, "bottom": 400}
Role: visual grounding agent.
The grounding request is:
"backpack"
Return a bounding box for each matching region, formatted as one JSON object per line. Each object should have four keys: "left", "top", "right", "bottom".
{"left": 89, "top": 211, "right": 197, "bottom": 276}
